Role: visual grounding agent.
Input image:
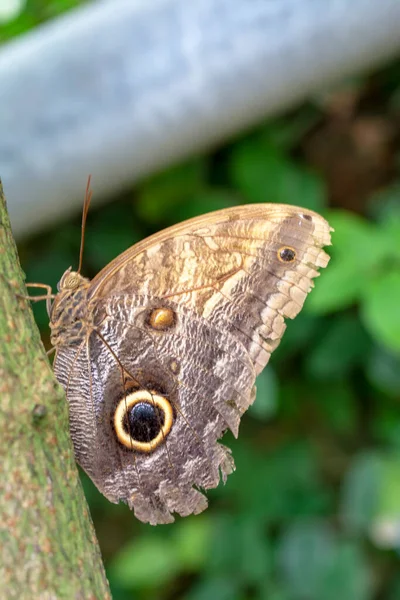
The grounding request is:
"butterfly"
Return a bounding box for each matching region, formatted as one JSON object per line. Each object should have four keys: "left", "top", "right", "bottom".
{"left": 33, "top": 179, "right": 332, "bottom": 525}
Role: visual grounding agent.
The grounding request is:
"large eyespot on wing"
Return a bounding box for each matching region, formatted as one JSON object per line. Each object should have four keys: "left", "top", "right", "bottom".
{"left": 88, "top": 204, "right": 332, "bottom": 374}
{"left": 55, "top": 205, "right": 331, "bottom": 524}
{"left": 54, "top": 299, "right": 246, "bottom": 526}
{"left": 81, "top": 296, "right": 256, "bottom": 525}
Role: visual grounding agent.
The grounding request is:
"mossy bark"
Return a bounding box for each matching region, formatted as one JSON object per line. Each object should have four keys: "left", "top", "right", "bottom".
{"left": 0, "top": 182, "right": 111, "bottom": 599}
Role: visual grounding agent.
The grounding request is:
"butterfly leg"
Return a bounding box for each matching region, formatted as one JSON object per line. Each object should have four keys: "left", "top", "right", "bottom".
{"left": 18, "top": 282, "right": 55, "bottom": 315}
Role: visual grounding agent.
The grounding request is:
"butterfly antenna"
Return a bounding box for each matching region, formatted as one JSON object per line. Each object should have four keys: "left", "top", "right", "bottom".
{"left": 77, "top": 175, "right": 93, "bottom": 274}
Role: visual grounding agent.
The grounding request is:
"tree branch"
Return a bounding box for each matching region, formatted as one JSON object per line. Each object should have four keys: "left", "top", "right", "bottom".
{"left": 0, "top": 182, "right": 111, "bottom": 599}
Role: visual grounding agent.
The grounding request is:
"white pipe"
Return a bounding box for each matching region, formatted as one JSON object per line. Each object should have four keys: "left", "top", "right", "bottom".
{"left": 1, "top": 0, "right": 400, "bottom": 237}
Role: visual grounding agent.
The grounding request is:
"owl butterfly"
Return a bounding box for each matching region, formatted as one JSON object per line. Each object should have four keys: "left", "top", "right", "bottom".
{"left": 44, "top": 181, "right": 332, "bottom": 525}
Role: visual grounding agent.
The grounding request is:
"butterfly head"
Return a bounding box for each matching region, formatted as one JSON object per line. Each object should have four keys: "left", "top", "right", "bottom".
{"left": 57, "top": 267, "right": 89, "bottom": 292}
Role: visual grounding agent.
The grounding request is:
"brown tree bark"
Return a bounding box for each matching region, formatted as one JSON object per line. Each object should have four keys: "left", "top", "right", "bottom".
{"left": 0, "top": 182, "right": 111, "bottom": 599}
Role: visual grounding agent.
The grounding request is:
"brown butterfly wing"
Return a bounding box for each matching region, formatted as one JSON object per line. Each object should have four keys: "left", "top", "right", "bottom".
{"left": 55, "top": 204, "right": 332, "bottom": 524}
{"left": 89, "top": 204, "right": 331, "bottom": 374}
{"left": 55, "top": 295, "right": 255, "bottom": 524}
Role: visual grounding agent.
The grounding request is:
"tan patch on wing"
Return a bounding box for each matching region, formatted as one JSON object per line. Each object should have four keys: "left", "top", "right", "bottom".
{"left": 88, "top": 204, "right": 332, "bottom": 374}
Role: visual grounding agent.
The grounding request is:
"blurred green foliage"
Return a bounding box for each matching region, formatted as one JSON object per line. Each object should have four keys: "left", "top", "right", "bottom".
{"left": 20, "top": 109, "right": 400, "bottom": 598}
{"left": 3, "top": 2, "right": 400, "bottom": 599}
{"left": 0, "top": 0, "right": 85, "bottom": 42}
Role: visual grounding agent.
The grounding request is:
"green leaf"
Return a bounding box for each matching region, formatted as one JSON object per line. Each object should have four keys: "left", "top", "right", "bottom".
{"left": 206, "top": 515, "right": 241, "bottom": 574}
{"left": 324, "top": 210, "right": 391, "bottom": 268}
{"left": 361, "top": 270, "right": 400, "bottom": 353}
{"left": 311, "top": 381, "right": 357, "bottom": 436}
{"left": 230, "top": 139, "right": 326, "bottom": 211}
{"left": 84, "top": 210, "right": 140, "bottom": 273}
{"left": 206, "top": 516, "right": 271, "bottom": 585}
{"left": 340, "top": 453, "right": 382, "bottom": 534}
{"left": 305, "top": 258, "right": 363, "bottom": 314}
{"left": 225, "top": 442, "right": 330, "bottom": 521}
{"left": 173, "top": 516, "right": 211, "bottom": 571}
{"left": 249, "top": 366, "right": 279, "bottom": 421}
{"left": 371, "top": 403, "right": 400, "bottom": 450}
{"left": 369, "top": 455, "right": 400, "bottom": 549}
{"left": 273, "top": 313, "right": 322, "bottom": 361}
{"left": 260, "top": 107, "right": 321, "bottom": 151}
{"left": 172, "top": 189, "right": 239, "bottom": 222}
{"left": 258, "top": 586, "right": 292, "bottom": 600}
{"left": 108, "top": 516, "right": 212, "bottom": 590}
{"left": 306, "top": 209, "right": 396, "bottom": 314}
{"left": 331, "top": 207, "right": 400, "bottom": 267}
{"left": 108, "top": 535, "right": 178, "bottom": 589}
{"left": 388, "top": 577, "right": 400, "bottom": 600}
{"left": 318, "top": 541, "right": 371, "bottom": 600}
{"left": 367, "top": 345, "right": 400, "bottom": 397}
{"left": 278, "top": 523, "right": 371, "bottom": 600}
{"left": 277, "top": 521, "right": 335, "bottom": 597}
{"left": 368, "top": 183, "right": 400, "bottom": 241}
{"left": 305, "top": 315, "right": 372, "bottom": 379}
{"left": 185, "top": 576, "right": 242, "bottom": 600}
{"left": 136, "top": 159, "right": 207, "bottom": 223}
{"left": 239, "top": 519, "right": 272, "bottom": 584}
{"left": 377, "top": 456, "right": 400, "bottom": 519}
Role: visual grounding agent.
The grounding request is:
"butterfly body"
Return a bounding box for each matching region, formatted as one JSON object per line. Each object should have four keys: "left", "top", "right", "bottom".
{"left": 51, "top": 204, "right": 332, "bottom": 524}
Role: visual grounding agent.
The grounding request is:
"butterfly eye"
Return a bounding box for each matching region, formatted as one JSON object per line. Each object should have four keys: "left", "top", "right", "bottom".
{"left": 58, "top": 268, "right": 86, "bottom": 290}
{"left": 147, "top": 307, "right": 176, "bottom": 331}
{"left": 114, "top": 391, "right": 173, "bottom": 452}
{"left": 278, "top": 246, "right": 297, "bottom": 263}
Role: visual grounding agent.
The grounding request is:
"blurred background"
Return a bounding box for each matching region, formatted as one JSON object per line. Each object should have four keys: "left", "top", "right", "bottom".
{"left": 2, "top": 1, "right": 400, "bottom": 599}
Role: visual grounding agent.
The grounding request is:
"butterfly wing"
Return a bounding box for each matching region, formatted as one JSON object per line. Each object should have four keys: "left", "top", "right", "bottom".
{"left": 55, "top": 204, "right": 332, "bottom": 524}
{"left": 89, "top": 204, "right": 331, "bottom": 374}
{"left": 55, "top": 295, "right": 255, "bottom": 524}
